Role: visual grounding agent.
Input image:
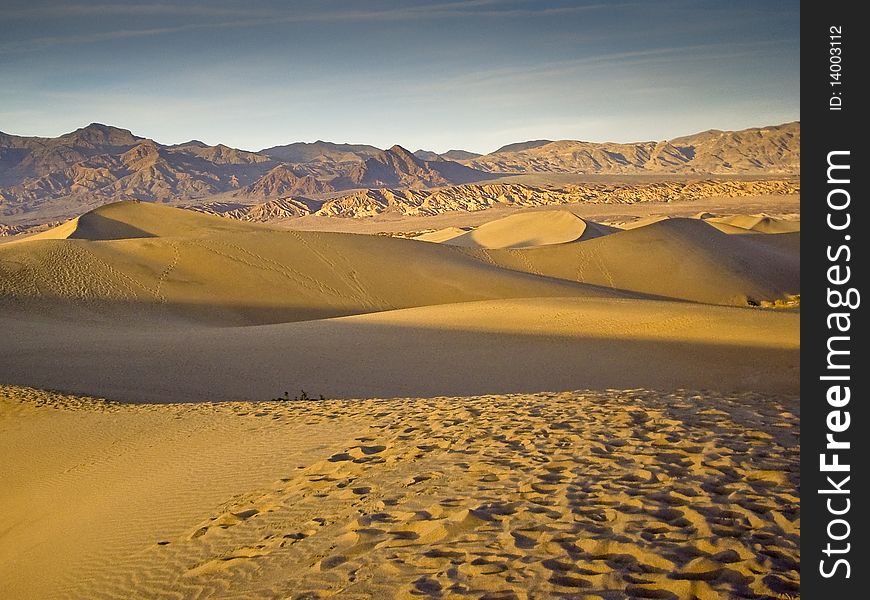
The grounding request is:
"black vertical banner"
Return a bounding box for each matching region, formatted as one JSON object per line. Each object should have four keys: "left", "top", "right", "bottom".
{"left": 802, "top": 3, "right": 867, "bottom": 597}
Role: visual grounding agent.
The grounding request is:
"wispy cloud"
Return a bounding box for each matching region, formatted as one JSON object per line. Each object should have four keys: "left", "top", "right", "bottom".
{"left": 0, "top": 0, "right": 799, "bottom": 150}
{"left": 1, "top": 0, "right": 618, "bottom": 21}
{"left": 397, "top": 39, "right": 796, "bottom": 96}
{"left": 0, "top": 24, "right": 224, "bottom": 54}
{"left": 0, "top": 2, "right": 253, "bottom": 19}
{"left": 0, "top": 1, "right": 628, "bottom": 54}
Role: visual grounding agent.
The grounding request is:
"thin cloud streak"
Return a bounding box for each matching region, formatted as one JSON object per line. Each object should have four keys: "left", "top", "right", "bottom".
{"left": 1, "top": 0, "right": 503, "bottom": 19}
{"left": 0, "top": 0, "right": 799, "bottom": 151}
{"left": 1, "top": 1, "right": 629, "bottom": 54}
{"left": 397, "top": 39, "right": 796, "bottom": 96}
{"left": 2, "top": 0, "right": 625, "bottom": 20}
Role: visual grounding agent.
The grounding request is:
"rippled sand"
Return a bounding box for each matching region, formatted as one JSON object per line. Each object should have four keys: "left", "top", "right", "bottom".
{"left": 1, "top": 386, "right": 799, "bottom": 599}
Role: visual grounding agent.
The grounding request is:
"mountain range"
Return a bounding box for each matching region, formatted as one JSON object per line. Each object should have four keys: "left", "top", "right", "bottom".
{"left": 0, "top": 122, "right": 799, "bottom": 225}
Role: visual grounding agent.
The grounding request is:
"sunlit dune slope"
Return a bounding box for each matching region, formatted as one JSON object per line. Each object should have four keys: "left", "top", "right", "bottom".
{"left": 418, "top": 210, "right": 615, "bottom": 249}
{"left": 481, "top": 218, "right": 799, "bottom": 306}
{"left": 7, "top": 200, "right": 267, "bottom": 243}
{"left": 413, "top": 226, "right": 468, "bottom": 243}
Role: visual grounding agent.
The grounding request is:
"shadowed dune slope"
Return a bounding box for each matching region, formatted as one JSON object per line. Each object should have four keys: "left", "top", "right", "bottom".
{"left": 707, "top": 213, "right": 801, "bottom": 234}
{"left": 618, "top": 215, "right": 673, "bottom": 230}
{"left": 483, "top": 218, "right": 799, "bottom": 306}
{"left": 739, "top": 230, "right": 800, "bottom": 256}
{"left": 701, "top": 220, "right": 757, "bottom": 235}
{"left": 0, "top": 203, "right": 624, "bottom": 325}
{"left": 0, "top": 297, "right": 799, "bottom": 402}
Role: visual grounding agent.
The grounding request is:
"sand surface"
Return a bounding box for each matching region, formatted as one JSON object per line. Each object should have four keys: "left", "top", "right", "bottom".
{"left": 0, "top": 386, "right": 799, "bottom": 600}
{"left": 482, "top": 220, "right": 799, "bottom": 306}
{"left": 0, "top": 297, "right": 799, "bottom": 402}
{"left": 0, "top": 199, "right": 800, "bottom": 598}
{"left": 0, "top": 201, "right": 799, "bottom": 401}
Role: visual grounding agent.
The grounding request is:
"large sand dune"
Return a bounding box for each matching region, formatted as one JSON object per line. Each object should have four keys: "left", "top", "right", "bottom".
{"left": 707, "top": 213, "right": 801, "bottom": 234}
{"left": 8, "top": 199, "right": 268, "bottom": 242}
{"left": 0, "top": 296, "right": 798, "bottom": 402}
{"left": 0, "top": 199, "right": 800, "bottom": 598}
{"left": 481, "top": 218, "right": 800, "bottom": 306}
{"left": 0, "top": 202, "right": 621, "bottom": 325}
{"left": 0, "top": 202, "right": 799, "bottom": 402}
{"left": 0, "top": 201, "right": 799, "bottom": 401}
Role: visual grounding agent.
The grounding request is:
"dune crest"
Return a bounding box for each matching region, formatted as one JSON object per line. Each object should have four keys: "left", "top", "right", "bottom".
{"left": 708, "top": 213, "right": 801, "bottom": 234}
{"left": 418, "top": 210, "right": 613, "bottom": 249}
{"left": 483, "top": 217, "right": 799, "bottom": 306}
{"left": 2, "top": 202, "right": 629, "bottom": 326}
{"left": 7, "top": 200, "right": 266, "bottom": 243}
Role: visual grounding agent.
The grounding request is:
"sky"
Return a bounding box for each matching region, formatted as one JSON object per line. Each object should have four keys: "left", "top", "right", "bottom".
{"left": 0, "top": 0, "right": 800, "bottom": 154}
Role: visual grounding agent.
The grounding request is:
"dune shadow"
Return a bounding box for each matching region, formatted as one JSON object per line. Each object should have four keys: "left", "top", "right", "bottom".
{"left": 69, "top": 211, "right": 157, "bottom": 240}
{"left": 0, "top": 297, "right": 799, "bottom": 403}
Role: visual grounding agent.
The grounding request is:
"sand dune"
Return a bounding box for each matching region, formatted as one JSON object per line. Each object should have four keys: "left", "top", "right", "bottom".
{"left": 6, "top": 198, "right": 267, "bottom": 243}
{"left": 617, "top": 214, "right": 674, "bottom": 229}
{"left": 0, "top": 297, "right": 798, "bottom": 402}
{"left": 413, "top": 226, "right": 468, "bottom": 243}
{"left": 418, "top": 210, "right": 613, "bottom": 249}
{"left": 1, "top": 386, "right": 800, "bottom": 600}
{"left": 620, "top": 212, "right": 801, "bottom": 236}
{"left": 0, "top": 202, "right": 620, "bottom": 325}
{"left": 707, "top": 213, "right": 801, "bottom": 234}
{"left": 0, "top": 197, "right": 801, "bottom": 598}
{"left": 0, "top": 202, "right": 799, "bottom": 401}
{"left": 408, "top": 210, "right": 799, "bottom": 307}
{"left": 482, "top": 218, "right": 799, "bottom": 306}
{"left": 740, "top": 230, "right": 800, "bottom": 256}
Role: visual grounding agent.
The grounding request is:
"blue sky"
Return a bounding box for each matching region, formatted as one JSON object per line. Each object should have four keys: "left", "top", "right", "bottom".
{"left": 0, "top": 0, "right": 799, "bottom": 153}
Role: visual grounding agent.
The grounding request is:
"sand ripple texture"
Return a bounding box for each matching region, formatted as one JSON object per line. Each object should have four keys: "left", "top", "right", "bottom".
{"left": 0, "top": 387, "right": 799, "bottom": 600}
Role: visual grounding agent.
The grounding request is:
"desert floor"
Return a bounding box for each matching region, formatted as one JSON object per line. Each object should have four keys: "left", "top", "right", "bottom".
{"left": 0, "top": 196, "right": 799, "bottom": 598}
{"left": 1, "top": 386, "right": 799, "bottom": 600}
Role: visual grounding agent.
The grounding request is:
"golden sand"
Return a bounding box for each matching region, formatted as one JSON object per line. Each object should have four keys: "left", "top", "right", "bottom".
{"left": 0, "top": 386, "right": 799, "bottom": 600}
{"left": 0, "top": 200, "right": 801, "bottom": 598}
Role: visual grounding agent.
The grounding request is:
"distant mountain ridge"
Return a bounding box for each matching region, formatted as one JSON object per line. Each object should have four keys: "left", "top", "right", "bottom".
{"left": 1, "top": 121, "right": 799, "bottom": 225}
{"left": 0, "top": 124, "right": 487, "bottom": 223}
{"left": 494, "top": 140, "right": 554, "bottom": 154}
{"left": 342, "top": 145, "right": 489, "bottom": 189}
{"left": 261, "top": 140, "right": 383, "bottom": 164}
{"left": 413, "top": 149, "right": 483, "bottom": 162}
{"left": 240, "top": 164, "right": 334, "bottom": 198}
{"left": 464, "top": 123, "right": 799, "bottom": 174}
